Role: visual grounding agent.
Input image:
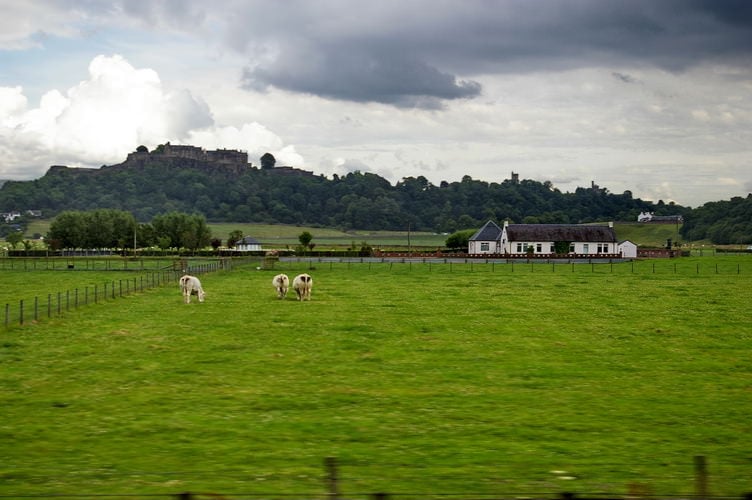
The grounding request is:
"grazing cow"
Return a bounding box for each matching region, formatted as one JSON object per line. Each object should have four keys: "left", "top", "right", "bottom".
{"left": 292, "top": 273, "right": 313, "bottom": 301}
{"left": 272, "top": 273, "right": 290, "bottom": 299}
{"left": 179, "top": 274, "right": 205, "bottom": 304}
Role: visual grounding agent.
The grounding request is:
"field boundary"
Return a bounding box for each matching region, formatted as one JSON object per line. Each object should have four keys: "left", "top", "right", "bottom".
{"left": 0, "top": 257, "right": 255, "bottom": 329}
{"left": 1, "top": 456, "right": 747, "bottom": 500}
{"left": 279, "top": 256, "right": 749, "bottom": 275}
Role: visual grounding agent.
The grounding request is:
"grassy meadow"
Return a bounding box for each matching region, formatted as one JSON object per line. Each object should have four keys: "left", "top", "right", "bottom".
{"left": 0, "top": 257, "right": 750, "bottom": 497}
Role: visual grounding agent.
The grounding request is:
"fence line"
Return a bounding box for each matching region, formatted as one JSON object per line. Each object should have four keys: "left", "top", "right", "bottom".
{"left": 278, "top": 257, "right": 749, "bottom": 275}
{"left": 0, "top": 258, "right": 252, "bottom": 329}
{"left": 1, "top": 455, "right": 749, "bottom": 500}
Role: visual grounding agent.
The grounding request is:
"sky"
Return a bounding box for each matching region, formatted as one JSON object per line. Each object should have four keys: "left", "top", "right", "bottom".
{"left": 1, "top": 0, "right": 751, "bottom": 208}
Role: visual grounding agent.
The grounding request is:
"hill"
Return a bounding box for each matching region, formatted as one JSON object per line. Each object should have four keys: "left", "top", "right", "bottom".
{"left": 0, "top": 144, "right": 690, "bottom": 234}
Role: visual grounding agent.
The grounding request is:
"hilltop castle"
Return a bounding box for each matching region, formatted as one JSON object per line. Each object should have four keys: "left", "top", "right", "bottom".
{"left": 126, "top": 143, "right": 249, "bottom": 165}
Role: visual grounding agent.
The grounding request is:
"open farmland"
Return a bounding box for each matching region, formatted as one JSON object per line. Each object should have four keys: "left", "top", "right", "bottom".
{"left": 0, "top": 258, "right": 750, "bottom": 498}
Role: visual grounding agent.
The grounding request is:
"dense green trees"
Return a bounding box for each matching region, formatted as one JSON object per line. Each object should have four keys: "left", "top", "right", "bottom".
{"left": 0, "top": 161, "right": 669, "bottom": 232}
{"left": 47, "top": 209, "right": 211, "bottom": 251}
{"left": 1, "top": 155, "right": 745, "bottom": 243}
{"left": 681, "top": 195, "right": 752, "bottom": 244}
{"left": 47, "top": 209, "right": 137, "bottom": 251}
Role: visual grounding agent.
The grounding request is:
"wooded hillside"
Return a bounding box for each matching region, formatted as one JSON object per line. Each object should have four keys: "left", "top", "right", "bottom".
{"left": 0, "top": 150, "right": 691, "bottom": 234}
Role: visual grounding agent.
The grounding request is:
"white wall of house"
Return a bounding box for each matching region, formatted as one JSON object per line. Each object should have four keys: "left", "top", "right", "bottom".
{"left": 469, "top": 240, "right": 501, "bottom": 254}
{"left": 235, "top": 238, "right": 262, "bottom": 251}
{"left": 618, "top": 240, "right": 638, "bottom": 258}
{"left": 503, "top": 239, "right": 615, "bottom": 255}
{"left": 236, "top": 244, "right": 261, "bottom": 251}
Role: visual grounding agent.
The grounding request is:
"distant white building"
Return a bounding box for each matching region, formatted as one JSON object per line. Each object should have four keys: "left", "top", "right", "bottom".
{"left": 234, "top": 236, "right": 262, "bottom": 252}
{"left": 638, "top": 212, "right": 683, "bottom": 224}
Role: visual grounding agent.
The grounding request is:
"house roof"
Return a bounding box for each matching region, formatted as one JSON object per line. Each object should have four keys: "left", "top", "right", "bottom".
{"left": 506, "top": 224, "right": 617, "bottom": 243}
{"left": 238, "top": 236, "right": 261, "bottom": 245}
{"left": 469, "top": 220, "right": 502, "bottom": 241}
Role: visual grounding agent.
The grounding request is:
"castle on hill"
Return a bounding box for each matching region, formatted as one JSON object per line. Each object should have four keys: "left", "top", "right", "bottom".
{"left": 126, "top": 142, "right": 249, "bottom": 165}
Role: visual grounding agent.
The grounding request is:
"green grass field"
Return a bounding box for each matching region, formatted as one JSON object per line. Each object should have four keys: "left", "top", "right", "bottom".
{"left": 1, "top": 257, "right": 750, "bottom": 498}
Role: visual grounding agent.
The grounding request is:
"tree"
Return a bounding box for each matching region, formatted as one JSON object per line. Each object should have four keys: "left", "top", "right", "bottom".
{"left": 150, "top": 211, "right": 212, "bottom": 251}
{"left": 5, "top": 230, "right": 23, "bottom": 249}
{"left": 445, "top": 229, "right": 475, "bottom": 250}
{"left": 48, "top": 211, "right": 88, "bottom": 248}
{"left": 260, "top": 152, "right": 276, "bottom": 169}
{"left": 47, "top": 209, "right": 136, "bottom": 251}
{"left": 298, "top": 231, "right": 313, "bottom": 248}
{"left": 227, "top": 230, "right": 244, "bottom": 248}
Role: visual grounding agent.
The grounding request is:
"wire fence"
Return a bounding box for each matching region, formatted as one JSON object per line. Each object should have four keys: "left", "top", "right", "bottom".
{"left": 0, "top": 257, "right": 257, "bottom": 328}
{"left": 0, "top": 456, "right": 749, "bottom": 500}
{"left": 278, "top": 256, "right": 751, "bottom": 275}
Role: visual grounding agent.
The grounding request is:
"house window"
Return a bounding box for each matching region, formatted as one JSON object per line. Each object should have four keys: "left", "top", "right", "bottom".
{"left": 550, "top": 244, "right": 555, "bottom": 253}
{"left": 569, "top": 243, "right": 575, "bottom": 253}
{"left": 536, "top": 243, "right": 542, "bottom": 253}
{"left": 480, "top": 242, "right": 490, "bottom": 252}
{"left": 583, "top": 243, "right": 590, "bottom": 254}
{"left": 516, "top": 242, "right": 523, "bottom": 253}
{"left": 597, "top": 243, "right": 609, "bottom": 253}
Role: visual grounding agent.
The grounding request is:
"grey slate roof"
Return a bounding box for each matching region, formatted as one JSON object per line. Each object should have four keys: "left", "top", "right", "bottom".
{"left": 506, "top": 224, "right": 616, "bottom": 242}
{"left": 238, "top": 236, "right": 261, "bottom": 245}
{"left": 469, "top": 220, "right": 502, "bottom": 241}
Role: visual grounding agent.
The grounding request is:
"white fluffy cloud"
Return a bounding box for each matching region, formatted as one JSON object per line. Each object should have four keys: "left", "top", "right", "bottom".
{"left": 0, "top": 54, "right": 299, "bottom": 178}
{"left": 187, "top": 123, "right": 304, "bottom": 167}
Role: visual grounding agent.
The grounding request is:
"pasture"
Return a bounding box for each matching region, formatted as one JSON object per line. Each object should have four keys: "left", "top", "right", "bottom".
{"left": 0, "top": 257, "right": 750, "bottom": 498}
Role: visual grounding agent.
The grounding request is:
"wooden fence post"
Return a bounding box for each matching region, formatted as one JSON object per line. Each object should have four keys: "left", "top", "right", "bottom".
{"left": 694, "top": 455, "right": 708, "bottom": 500}
{"left": 325, "top": 456, "right": 341, "bottom": 500}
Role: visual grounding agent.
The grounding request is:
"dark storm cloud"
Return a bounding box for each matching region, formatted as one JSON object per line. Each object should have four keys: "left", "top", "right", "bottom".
{"left": 129, "top": 0, "right": 752, "bottom": 107}
{"left": 241, "top": 43, "right": 482, "bottom": 109}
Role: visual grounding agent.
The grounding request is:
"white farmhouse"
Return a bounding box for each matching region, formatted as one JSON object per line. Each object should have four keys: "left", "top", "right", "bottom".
{"left": 234, "top": 236, "right": 262, "bottom": 252}
{"left": 469, "top": 220, "right": 620, "bottom": 256}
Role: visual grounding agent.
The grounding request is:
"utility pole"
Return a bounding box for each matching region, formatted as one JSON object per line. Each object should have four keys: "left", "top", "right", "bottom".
{"left": 407, "top": 221, "right": 412, "bottom": 255}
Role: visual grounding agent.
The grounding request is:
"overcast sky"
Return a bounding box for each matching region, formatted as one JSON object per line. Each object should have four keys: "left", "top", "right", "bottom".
{"left": 1, "top": 0, "right": 751, "bottom": 207}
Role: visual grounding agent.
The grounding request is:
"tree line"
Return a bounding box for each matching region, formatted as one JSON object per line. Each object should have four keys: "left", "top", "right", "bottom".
{"left": 0, "top": 151, "right": 749, "bottom": 243}
{"left": 46, "top": 209, "right": 212, "bottom": 252}
{"left": 679, "top": 195, "right": 752, "bottom": 244}
{"left": 0, "top": 158, "right": 685, "bottom": 228}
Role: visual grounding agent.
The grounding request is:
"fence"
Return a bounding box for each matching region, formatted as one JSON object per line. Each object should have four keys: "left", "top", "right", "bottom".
{"left": 0, "top": 258, "right": 247, "bottom": 328}
{"left": 0, "top": 256, "right": 222, "bottom": 271}
{"left": 1, "top": 456, "right": 749, "bottom": 500}
{"left": 278, "top": 256, "right": 751, "bottom": 275}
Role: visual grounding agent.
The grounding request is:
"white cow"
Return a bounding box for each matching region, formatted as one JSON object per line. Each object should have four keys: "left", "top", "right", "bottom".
{"left": 272, "top": 273, "right": 290, "bottom": 299}
{"left": 292, "top": 273, "right": 313, "bottom": 301}
{"left": 179, "top": 274, "right": 205, "bottom": 304}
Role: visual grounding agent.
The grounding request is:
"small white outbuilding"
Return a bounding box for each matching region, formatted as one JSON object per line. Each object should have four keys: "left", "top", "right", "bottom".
{"left": 234, "top": 236, "right": 262, "bottom": 252}
{"left": 618, "top": 240, "right": 638, "bottom": 259}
